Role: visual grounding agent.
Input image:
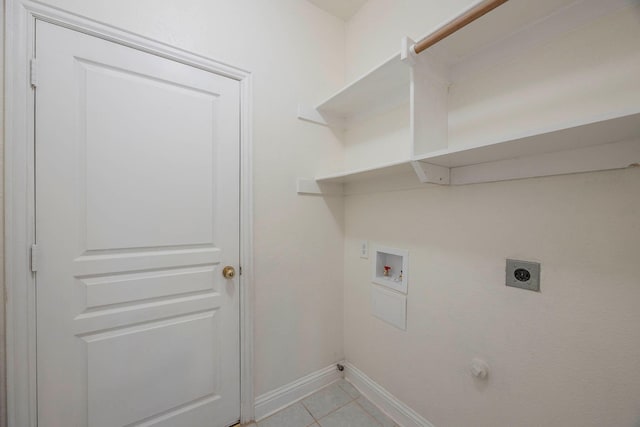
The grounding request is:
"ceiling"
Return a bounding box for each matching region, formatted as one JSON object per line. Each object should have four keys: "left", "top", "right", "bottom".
{"left": 307, "top": 0, "right": 368, "bottom": 20}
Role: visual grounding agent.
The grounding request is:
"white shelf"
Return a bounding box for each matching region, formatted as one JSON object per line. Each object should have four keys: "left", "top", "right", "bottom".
{"left": 418, "top": 111, "right": 640, "bottom": 168}
{"left": 316, "top": 55, "right": 410, "bottom": 123}
{"left": 307, "top": 112, "right": 640, "bottom": 190}
{"left": 297, "top": 0, "right": 640, "bottom": 194}
{"left": 297, "top": 55, "right": 409, "bottom": 127}
{"left": 315, "top": 160, "right": 414, "bottom": 184}
{"left": 300, "top": 0, "right": 621, "bottom": 127}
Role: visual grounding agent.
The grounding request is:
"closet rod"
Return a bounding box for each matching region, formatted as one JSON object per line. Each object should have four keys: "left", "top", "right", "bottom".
{"left": 413, "top": 0, "right": 509, "bottom": 55}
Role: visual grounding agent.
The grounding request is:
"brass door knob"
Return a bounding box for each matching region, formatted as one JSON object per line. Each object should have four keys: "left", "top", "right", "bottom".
{"left": 222, "top": 266, "right": 236, "bottom": 279}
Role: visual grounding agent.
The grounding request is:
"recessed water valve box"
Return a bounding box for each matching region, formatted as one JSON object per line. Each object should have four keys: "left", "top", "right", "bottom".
{"left": 506, "top": 259, "right": 540, "bottom": 292}
{"left": 372, "top": 245, "right": 408, "bottom": 294}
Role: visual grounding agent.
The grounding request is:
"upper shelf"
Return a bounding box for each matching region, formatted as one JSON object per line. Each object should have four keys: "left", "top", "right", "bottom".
{"left": 297, "top": 0, "right": 640, "bottom": 193}
{"left": 299, "top": 0, "right": 628, "bottom": 127}
{"left": 316, "top": 55, "right": 409, "bottom": 123}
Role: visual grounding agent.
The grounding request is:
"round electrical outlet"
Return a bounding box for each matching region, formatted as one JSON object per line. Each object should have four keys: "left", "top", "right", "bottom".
{"left": 514, "top": 268, "right": 531, "bottom": 282}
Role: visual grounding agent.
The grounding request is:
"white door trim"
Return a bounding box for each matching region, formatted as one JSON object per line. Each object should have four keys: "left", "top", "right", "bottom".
{"left": 4, "top": 1, "right": 255, "bottom": 425}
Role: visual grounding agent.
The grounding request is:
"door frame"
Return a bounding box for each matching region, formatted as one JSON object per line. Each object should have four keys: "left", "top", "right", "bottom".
{"left": 4, "top": 1, "right": 255, "bottom": 425}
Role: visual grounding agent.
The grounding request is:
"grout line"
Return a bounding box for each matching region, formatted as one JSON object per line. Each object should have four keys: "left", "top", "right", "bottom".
{"left": 300, "top": 399, "right": 316, "bottom": 421}
{"left": 354, "top": 398, "right": 385, "bottom": 427}
{"left": 256, "top": 400, "right": 313, "bottom": 427}
{"left": 266, "top": 379, "right": 394, "bottom": 427}
{"left": 335, "top": 379, "right": 359, "bottom": 398}
{"left": 305, "top": 385, "right": 359, "bottom": 423}
{"left": 303, "top": 399, "right": 346, "bottom": 423}
{"left": 347, "top": 378, "right": 395, "bottom": 427}
{"left": 300, "top": 401, "right": 315, "bottom": 425}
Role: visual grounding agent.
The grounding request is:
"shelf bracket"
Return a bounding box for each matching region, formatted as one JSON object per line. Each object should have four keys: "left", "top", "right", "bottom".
{"left": 296, "top": 178, "right": 344, "bottom": 196}
{"left": 297, "top": 104, "right": 329, "bottom": 126}
{"left": 411, "top": 161, "right": 450, "bottom": 185}
{"left": 297, "top": 105, "right": 345, "bottom": 129}
{"left": 400, "top": 36, "right": 418, "bottom": 66}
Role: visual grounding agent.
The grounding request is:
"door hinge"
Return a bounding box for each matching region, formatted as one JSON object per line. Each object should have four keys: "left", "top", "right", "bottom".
{"left": 30, "top": 244, "right": 39, "bottom": 272}
{"left": 30, "top": 58, "right": 38, "bottom": 88}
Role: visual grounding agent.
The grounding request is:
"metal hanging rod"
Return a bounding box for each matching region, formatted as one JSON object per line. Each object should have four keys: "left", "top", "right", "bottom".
{"left": 413, "top": 0, "right": 509, "bottom": 55}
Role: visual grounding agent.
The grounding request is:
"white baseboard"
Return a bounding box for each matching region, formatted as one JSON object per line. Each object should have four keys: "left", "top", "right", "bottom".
{"left": 344, "top": 362, "right": 435, "bottom": 427}
{"left": 254, "top": 362, "right": 344, "bottom": 421}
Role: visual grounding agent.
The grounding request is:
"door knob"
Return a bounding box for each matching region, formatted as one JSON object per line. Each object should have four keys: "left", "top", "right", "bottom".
{"left": 222, "top": 266, "right": 236, "bottom": 279}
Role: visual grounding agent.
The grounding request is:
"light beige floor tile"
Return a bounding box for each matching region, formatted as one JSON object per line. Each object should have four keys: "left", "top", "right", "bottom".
{"left": 302, "top": 382, "right": 353, "bottom": 420}
{"left": 336, "top": 379, "right": 361, "bottom": 399}
{"left": 317, "top": 402, "right": 379, "bottom": 427}
{"left": 356, "top": 396, "right": 397, "bottom": 427}
{"left": 257, "top": 402, "right": 315, "bottom": 427}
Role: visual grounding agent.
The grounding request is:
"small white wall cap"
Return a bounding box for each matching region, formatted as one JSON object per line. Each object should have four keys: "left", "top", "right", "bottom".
{"left": 470, "top": 358, "right": 489, "bottom": 379}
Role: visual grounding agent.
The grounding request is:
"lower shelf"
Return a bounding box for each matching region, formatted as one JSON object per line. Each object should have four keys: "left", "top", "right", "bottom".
{"left": 298, "top": 112, "right": 640, "bottom": 195}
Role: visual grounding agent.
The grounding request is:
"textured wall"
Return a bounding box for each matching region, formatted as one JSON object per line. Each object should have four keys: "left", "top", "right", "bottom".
{"left": 345, "top": 0, "right": 477, "bottom": 80}
{"left": 1, "top": 0, "right": 348, "bottom": 413}
{"left": 344, "top": 169, "right": 640, "bottom": 426}
{"left": 343, "top": 1, "right": 640, "bottom": 425}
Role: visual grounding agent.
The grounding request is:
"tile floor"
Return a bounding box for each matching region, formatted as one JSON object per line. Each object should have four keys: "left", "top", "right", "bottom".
{"left": 243, "top": 380, "right": 399, "bottom": 427}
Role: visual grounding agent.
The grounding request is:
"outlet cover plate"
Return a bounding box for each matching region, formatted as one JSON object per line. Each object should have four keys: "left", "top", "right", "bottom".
{"left": 506, "top": 259, "right": 540, "bottom": 292}
{"left": 360, "top": 240, "right": 369, "bottom": 259}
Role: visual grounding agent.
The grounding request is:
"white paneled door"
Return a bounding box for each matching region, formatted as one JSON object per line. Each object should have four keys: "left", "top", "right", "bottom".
{"left": 35, "top": 21, "right": 240, "bottom": 427}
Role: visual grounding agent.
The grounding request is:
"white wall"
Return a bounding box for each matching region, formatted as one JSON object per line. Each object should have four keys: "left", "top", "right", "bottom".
{"left": 1, "top": 0, "right": 348, "bottom": 408}
{"left": 343, "top": 1, "right": 640, "bottom": 426}
{"left": 345, "top": 0, "right": 477, "bottom": 80}
{"left": 4, "top": 2, "right": 639, "bottom": 426}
